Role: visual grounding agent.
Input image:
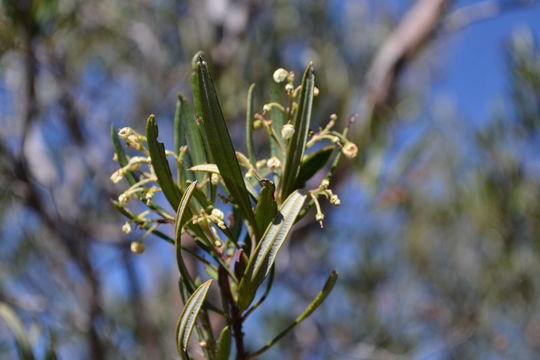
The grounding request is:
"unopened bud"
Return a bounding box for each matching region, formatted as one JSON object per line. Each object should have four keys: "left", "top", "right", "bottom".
{"left": 211, "top": 208, "right": 224, "bottom": 221}
{"left": 211, "top": 173, "right": 220, "bottom": 185}
{"left": 122, "top": 222, "right": 132, "bottom": 234}
{"left": 267, "top": 157, "right": 281, "bottom": 170}
{"left": 273, "top": 68, "right": 289, "bottom": 83}
{"left": 330, "top": 194, "right": 340, "bottom": 206}
{"left": 321, "top": 179, "right": 330, "bottom": 188}
{"left": 130, "top": 241, "right": 145, "bottom": 254}
{"left": 313, "top": 87, "right": 319, "bottom": 96}
{"left": 118, "top": 193, "right": 129, "bottom": 205}
{"left": 330, "top": 114, "right": 337, "bottom": 121}
{"left": 110, "top": 169, "right": 123, "bottom": 183}
{"left": 281, "top": 124, "right": 295, "bottom": 140}
{"left": 118, "top": 127, "right": 132, "bottom": 138}
{"left": 285, "top": 83, "right": 294, "bottom": 91}
{"left": 342, "top": 142, "right": 358, "bottom": 158}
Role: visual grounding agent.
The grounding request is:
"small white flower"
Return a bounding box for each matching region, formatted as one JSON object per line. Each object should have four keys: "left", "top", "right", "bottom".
{"left": 315, "top": 212, "right": 325, "bottom": 222}
{"left": 122, "top": 222, "right": 132, "bottom": 234}
{"left": 130, "top": 241, "right": 146, "bottom": 254}
{"left": 285, "top": 83, "right": 294, "bottom": 91}
{"left": 281, "top": 124, "right": 295, "bottom": 140}
{"left": 266, "top": 157, "right": 281, "bottom": 170}
{"left": 320, "top": 179, "right": 330, "bottom": 189}
{"left": 273, "top": 68, "right": 289, "bottom": 83}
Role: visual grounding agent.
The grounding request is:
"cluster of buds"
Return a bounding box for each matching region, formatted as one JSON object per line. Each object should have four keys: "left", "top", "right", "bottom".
{"left": 309, "top": 179, "right": 341, "bottom": 228}
{"left": 192, "top": 208, "right": 227, "bottom": 231}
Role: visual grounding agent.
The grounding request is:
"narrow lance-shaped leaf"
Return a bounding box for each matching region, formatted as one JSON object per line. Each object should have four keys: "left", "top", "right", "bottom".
{"left": 176, "top": 280, "right": 213, "bottom": 358}
{"left": 237, "top": 191, "right": 306, "bottom": 309}
{"left": 245, "top": 83, "right": 256, "bottom": 166}
{"left": 174, "top": 95, "right": 194, "bottom": 183}
{"left": 280, "top": 63, "right": 315, "bottom": 200}
{"left": 247, "top": 271, "right": 338, "bottom": 359}
{"left": 254, "top": 180, "right": 277, "bottom": 236}
{"left": 196, "top": 57, "right": 257, "bottom": 231}
{"left": 146, "top": 115, "right": 182, "bottom": 210}
{"left": 293, "top": 146, "right": 334, "bottom": 189}
{"left": 216, "top": 326, "right": 232, "bottom": 360}
{"left": 111, "top": 125, "right": 137, "bottom": 186}
{"left": 175, "top": 182, "right": 198, "bottom": 293}
{"left": 179, "top": 94, "right": 208, "bottom": 184}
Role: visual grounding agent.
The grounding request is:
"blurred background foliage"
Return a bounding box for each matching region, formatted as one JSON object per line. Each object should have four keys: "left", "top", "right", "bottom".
{"left": 1, "top": 0, "right": 540, "bottom": 359}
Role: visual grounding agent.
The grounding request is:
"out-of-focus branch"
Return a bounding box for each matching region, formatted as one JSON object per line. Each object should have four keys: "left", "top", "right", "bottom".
{"left": 365, "top": 0, "right": 452, "bottom": 111}
{"left": 444, "top": 0, "right": 537, "bottom": 30}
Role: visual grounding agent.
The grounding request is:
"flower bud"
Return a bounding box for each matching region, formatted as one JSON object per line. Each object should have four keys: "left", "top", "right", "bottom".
{"left": 122, "top": 222, "right": 132, "bottom": 234}
{"left": 211, "top": 208, "right": 224, "bottom": 221}
{"left": 211, "top": 173, "right": 220, "bottom": 185}
{"left": 273, "top": 68, "right": 289, "bottom": 83}
{"left": 110, "top": 169, "right": 123, "bottom": 183}
{"left": 130, "top": 241, "right": 145, "bottom": 254}
{"left": 118, "top": 193, "right": 129, "bottom": 205}
{"left": 320, "top": 179, "right": 330, "bottom": 189}
{"left": 315, "top": 212, "right": 325, "bottom": 222}
{"left": 266, "top": 156, "right": 281, "bottom": 170}
{"left": 342, "top": 142, "right": 358, "bottom": 158}
{"left": 330, "top": 194, "right": 341, "bottom": 206}
{"left": 285, "top": 83, "right": 294, "bottom": 91}
{"left": 118, "top": 127, "right": 133, "bottom": 138}
{"left": 281, "top": 124, "right": 295, "bottom": 140}
{"left": 313, "top": 87, "right": 319, "bottom": 96}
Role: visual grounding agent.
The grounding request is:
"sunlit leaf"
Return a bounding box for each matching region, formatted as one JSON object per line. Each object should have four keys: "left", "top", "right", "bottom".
{"left": 237, "top": 191, "right": 306, "bottom": 309}
{"left": 176, "top": 280, "right": 212, "bottom": 358}
{"left": 175, "top": 181, "right": 198, "bottom": 292}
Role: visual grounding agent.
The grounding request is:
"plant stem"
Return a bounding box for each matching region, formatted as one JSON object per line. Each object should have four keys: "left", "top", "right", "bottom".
{"left": 218, "top": 267, "right": 247, "bottom": 360}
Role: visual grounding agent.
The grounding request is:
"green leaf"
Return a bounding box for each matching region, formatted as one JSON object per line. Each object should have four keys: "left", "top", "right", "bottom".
{"left": 0, "top": 302, "right": 35, "bottom": 360}
{"left": 176, "top": 280, "right": 213, "bottom": 358}
{"left": 174, "top": 95, "right": 194, "bottom": 183}
{"left": 196, "top": 56, "right": 257, "bottom": 230}
{"left": 294, "top": 146, "right": 334, "bottom": 189}
{"left": 189, "top": 163, "right": 220, "bottom": 174}
{"left": 245, "top": 83, "right": 256, "bottom": 166}
{"left": 111, "top": 125, "right": 137, "bottom": 186}
{"left": 180, "top": 94, "right": 208, "bottom": 185}
{"left": 237, "top": 191, "right": 306, "bottom": 309}
{"left": 175, "top": 181, "right": 198, "bottom": 293}
{"left": 146, "top": 115, "right": 182, "bottom": 210}
{"left": 280, "top": 63, "right": 315, "bottom": 200}
{"left": 254, "top": 180, "right": 277, "bottom": 236}
{"left": 216, "top": 326, "right": 232, "bottom": 360}
{"left": 247, "top": 271, "right": 338, "bottom": 358}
